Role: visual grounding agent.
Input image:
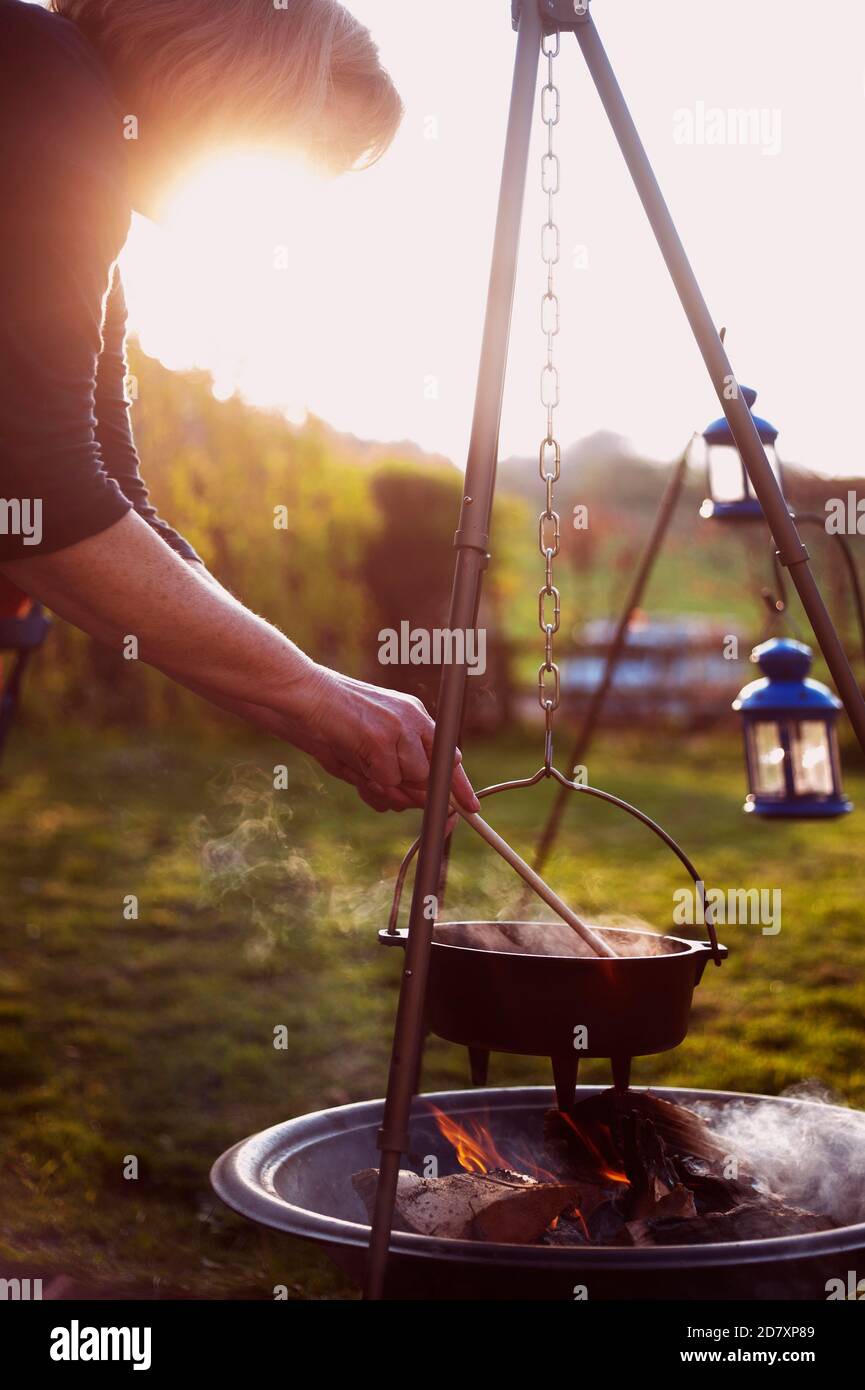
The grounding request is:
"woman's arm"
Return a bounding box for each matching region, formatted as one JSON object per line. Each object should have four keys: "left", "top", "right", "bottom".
{"left": 1, "top": 512, "right": 479, "bottom": 815}
{"left": 94, "top": 272, "right": 203, "bottom": 565}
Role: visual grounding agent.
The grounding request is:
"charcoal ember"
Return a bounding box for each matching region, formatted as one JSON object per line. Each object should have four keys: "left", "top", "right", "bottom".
{"left": 626, "top": 1200, "right": 836, "bottom": 1247}
{"left": 541, "top": 1187, "right": 632, "bottom": 1245}
{"left": 484, "top": 1167, "right": 534, "bottom": 1185}
{"left": 541, "top": 1213, "right": 591, "bottom": 1246}
{"left": 585, "top": 1196, "right": 630, "bottom": 1244}
{"left": 352, "top": 1168, "right": 604, "bottom": 1244}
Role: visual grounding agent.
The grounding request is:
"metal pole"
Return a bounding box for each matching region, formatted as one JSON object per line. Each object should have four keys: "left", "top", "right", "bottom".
{"left": 363, "top": 0, "right": 543, "bottom": 1300}
{"left": 793, "top": 514, "right": 865, "bottom": 670}
{"left": 531, "top": 449, "right": 688, "bottom": 878}
{"left": 574, "top": 17, "right": 865, "bottom": 753}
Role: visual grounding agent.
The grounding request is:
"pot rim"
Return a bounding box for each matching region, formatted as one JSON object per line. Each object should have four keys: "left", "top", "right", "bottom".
{"left": 386, "top": 923, "right": 722, "bottom": 965}
{"left": 211, "top": 1085, "right": 864, "bottom": 1269}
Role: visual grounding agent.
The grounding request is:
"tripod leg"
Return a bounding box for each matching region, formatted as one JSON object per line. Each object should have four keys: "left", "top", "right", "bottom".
{"left": 363, "top": 0, "right": 544, "bottom": 1300}
{"left": 573, "top": 16, "right": 865, "bottom": 755}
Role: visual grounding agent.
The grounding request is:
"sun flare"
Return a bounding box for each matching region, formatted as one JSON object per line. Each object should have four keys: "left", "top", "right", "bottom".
{"left": 121, "top": 151, "right": 329, "bottom": 423}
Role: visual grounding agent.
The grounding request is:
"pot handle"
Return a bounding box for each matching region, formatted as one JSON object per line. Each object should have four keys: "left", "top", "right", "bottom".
{"left": 385, "top": 766, "right": 723, "bottom": 967}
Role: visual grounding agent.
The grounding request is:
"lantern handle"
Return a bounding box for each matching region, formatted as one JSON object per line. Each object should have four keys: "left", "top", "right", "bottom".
{"left": 385, "top": 765, "right": 723, "bottom": 966}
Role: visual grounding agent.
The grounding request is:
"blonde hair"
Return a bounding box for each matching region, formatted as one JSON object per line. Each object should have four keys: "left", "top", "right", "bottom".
{"left": 50, "top": 0, "right": 403, "bottom": 171}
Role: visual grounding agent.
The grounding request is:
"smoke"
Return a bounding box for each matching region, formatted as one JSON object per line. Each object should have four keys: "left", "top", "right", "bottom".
{"left": 195, "top": 764, "right": 317, "bottom": 961}
{"left": 324, "top": 875, "right": 394, "bottom": 936}
{"left": 699, "top": 1082, "right": 865, "bottom": 1226}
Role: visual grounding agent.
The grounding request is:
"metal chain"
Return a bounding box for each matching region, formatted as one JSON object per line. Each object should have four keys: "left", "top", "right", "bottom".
{"left": 538, "top": 28, "right": 561, "bottom": 773}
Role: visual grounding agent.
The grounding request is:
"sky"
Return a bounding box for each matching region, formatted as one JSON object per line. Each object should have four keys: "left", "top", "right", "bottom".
{"left": 36, "top": 0, "right": 865, "bottom": 474}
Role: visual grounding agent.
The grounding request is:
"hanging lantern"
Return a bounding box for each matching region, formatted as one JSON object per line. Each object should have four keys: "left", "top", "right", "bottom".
{"left": 733, "top": 638, "right": 852, "bottom": 818}
{"left": 696, "top": 386, "right": 784, "bottom": 521}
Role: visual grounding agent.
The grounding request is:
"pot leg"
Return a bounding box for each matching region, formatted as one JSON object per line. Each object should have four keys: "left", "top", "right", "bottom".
{"left": 551, "top": 1053, "right": 579, "bottom": 1113}
{"left": 468, "top": 1047, "right": 490, "bottom": 1087}
{"left": 611, "top": 1055, "right": 632, "bottom": 1095}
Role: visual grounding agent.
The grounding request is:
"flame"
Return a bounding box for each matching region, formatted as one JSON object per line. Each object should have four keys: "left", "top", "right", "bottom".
{"left": 429, "top": 1104, "right": 629, "bottom": 1188}
{"left": 429, "top": 1105, "right": 513, "bottom": 1175}
{"left": 567, "top": 1206, "right": 591, "bottom": 1239}
{"left": 548, "top": 1207, "right": 590, "bottom": 1238}
{"left": 558, "top": 1112, "right": 630, "bottom": 1185}
{"left": 429, "top": 1106, "right": 563, "bottom": 1183}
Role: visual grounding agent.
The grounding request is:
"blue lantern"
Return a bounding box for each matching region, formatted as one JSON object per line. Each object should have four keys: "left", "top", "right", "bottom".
{"left": 697, "top": 387, "right": 784, "bottom": 521}
{"left": 733, "top": 638, "right": 852, "bottom": 818}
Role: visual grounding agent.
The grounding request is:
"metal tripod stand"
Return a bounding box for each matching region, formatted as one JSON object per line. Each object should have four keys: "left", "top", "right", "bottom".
{"left": 363, "top": 0, "right": 865, "bottom": 1299}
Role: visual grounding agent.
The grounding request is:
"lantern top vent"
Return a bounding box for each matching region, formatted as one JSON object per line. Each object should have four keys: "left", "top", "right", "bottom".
{"left": 733, "top": 638, "right": 842, "bottom": 715}
{"left": 703, "top": 386, "right": 779, "bottom": 447}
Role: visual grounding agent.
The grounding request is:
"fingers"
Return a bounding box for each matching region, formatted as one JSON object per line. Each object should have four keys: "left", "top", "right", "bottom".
{"left": 319, "top": 754, "right": 416, "bottom": 814}
{"left": 396, "top": 728, "right": 430, "bottom": 788}
{"left": 356, "top": 785, "right": 397, "bottom": 812}
{"left": 357, "top": 781, "right": 418, "bottom": 813}
{"left": 451, "top": 758, "right": 481, "bottom": 813}
{"left": 314, "top": 741, "right": 424, "bottom": 815}
{"left": 356, "top": 725, "right": 478, "bottom": 815}
{"left": 416, "top": 714, "right": 434, "bottom": 756}
{"left": 311, "top": 676, "right": 483, "bottom": 816}
{"left": 399, "top": 704, "right": 479, "bottom": 813}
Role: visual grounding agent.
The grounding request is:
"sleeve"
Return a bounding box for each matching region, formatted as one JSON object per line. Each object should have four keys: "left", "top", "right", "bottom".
{"left": 94, "top": 271, "right": 201, "bottom": 564}
{"left": 0, "top": 11, "right": 133, "bottom": 559}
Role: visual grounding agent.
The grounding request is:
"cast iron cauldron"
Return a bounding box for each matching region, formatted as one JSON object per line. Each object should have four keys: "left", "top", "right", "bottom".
{"left": 381, "top": 922, "right": 725, "bottom": 1099}
{"left": 211, "top": 1086, "right": 865, "bottom": 1301}
{"left": 380, "top": 774, "right": 726, "bottom": 1103}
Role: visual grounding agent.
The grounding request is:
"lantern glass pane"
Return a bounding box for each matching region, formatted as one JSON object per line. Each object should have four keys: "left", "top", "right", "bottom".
{"left": 708, "top": 445, "right": 747, "bottom": 503}
{"left": 790, "top": 720, "right": 834, "bottom": 796}
{"left": 748, "top": 721, "right": 786, "bottom": 795}
{"left": 708, "top": 443, "right": 780, "bottom": 503}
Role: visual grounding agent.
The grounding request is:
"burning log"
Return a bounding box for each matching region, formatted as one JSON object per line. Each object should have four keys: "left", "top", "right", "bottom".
{"left": 626, "top": 1200, "right": 835, "bottom": 1247}
{"left": 545, "top": 1089, "right": 740, "bottom": 1168}
{"left": 624, "top": 1091, "right": 746, "bottom": 1169}
{"left": 676, "top": 1154, "right": 752, "bottom": 1213}
{"left": 352, "top": 1168, "right": 608, "bottom": 1244}
{"left": 545, "top": 1089, "right": 754, "bottom": 1210}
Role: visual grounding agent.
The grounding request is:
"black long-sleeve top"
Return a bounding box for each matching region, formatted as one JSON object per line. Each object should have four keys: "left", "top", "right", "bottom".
{"left": 0, "top": 0, "right": 199, "bottom": 562}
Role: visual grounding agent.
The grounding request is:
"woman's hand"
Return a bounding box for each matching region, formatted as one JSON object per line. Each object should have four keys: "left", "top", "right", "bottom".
{"left": 275, "top": 666, "right": 480, "bottom": 815}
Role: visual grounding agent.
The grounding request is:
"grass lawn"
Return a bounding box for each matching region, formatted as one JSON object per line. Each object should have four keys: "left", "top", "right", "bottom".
{"left": 0, "top": 723, "right": 863, "bottom": 1299}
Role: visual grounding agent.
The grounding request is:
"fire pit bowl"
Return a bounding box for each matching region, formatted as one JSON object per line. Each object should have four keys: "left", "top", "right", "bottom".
{"left": 211, "top": 1086, "right": 865, "bottom": 1301}
{"left": 381, "top": 923, "right": 727, "bottom": 1100}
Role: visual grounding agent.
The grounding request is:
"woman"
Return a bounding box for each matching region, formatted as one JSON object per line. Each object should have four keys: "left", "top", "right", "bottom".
{"left": 0, "top": 0, "right": 479, "bottom": 817}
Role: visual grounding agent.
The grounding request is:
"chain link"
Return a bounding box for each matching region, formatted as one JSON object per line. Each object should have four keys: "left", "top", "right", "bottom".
{"left": 538, "top": 29, "right": 561, "bottom": 772}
